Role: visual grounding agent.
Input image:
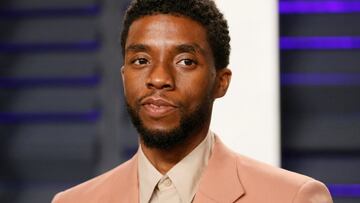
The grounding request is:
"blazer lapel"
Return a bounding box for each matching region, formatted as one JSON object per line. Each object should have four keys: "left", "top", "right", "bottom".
{"left": 193, "top": 136, "right": 245, "bottom": 203}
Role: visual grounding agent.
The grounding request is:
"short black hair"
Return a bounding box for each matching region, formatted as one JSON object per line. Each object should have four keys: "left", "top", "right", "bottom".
{"left": 121, "top": 0, "right": 231, "bottom": 70}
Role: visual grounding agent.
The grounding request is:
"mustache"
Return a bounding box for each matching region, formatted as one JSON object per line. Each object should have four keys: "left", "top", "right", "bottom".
{"left": 137, "top": 92, "right": 181, "bottom": 107}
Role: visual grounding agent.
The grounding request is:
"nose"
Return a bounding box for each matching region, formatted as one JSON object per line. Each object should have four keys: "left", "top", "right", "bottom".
{"left": 146, "top": 62, "right": 175, "bottom": 90}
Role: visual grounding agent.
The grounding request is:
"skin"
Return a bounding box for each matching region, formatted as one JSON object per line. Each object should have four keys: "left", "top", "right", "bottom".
{"left": 122, "top": 14, "right": 231, "bottom": 174}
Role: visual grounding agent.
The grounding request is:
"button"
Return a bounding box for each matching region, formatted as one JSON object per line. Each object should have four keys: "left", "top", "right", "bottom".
{"left": 163, "top": 178, "right": 172, "bottom": 187}
{"left": 157, "top": 177, "right": 173, "bottom": 190}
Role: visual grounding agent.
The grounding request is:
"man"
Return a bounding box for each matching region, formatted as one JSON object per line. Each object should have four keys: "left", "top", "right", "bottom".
{"left": 52, "top": 0, "right": 333, "bottom": 202}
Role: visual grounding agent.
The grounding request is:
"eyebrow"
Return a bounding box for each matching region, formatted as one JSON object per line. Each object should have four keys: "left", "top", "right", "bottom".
{"left": 175, "top": 43, "right": 204, "bottom": 54}
{"left": 125, "top": 43, "right": 205, "bottom": 55}
{"left": 125, "top": 44, "right": 150, "bottom": 53}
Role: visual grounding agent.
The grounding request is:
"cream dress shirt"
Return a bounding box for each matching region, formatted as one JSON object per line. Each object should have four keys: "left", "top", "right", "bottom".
{"left": 138, "top": 131, "right": 214, "bottom": 203}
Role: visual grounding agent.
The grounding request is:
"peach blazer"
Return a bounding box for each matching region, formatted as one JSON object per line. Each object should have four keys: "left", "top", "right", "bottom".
{"left": 52, "top": 136, "right": 333, "bottom": 203}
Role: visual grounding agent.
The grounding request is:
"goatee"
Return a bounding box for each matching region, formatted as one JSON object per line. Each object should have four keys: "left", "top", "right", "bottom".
{"left": 126, "top": 96, "right": 212, "bottom": 150}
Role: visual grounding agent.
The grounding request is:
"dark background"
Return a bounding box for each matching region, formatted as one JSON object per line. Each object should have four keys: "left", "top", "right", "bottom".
{"left": 0, "top": 0, "right": 359, "bottom": 202}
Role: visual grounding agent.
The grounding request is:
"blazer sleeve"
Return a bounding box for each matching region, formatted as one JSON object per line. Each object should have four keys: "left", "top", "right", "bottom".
{"left": 293, "top": 180, "right": 333, "bottom": 203}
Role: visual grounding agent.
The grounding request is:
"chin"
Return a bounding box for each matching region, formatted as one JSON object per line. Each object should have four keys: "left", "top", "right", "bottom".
{"left": 138, "top": 126, "right": 189, "bottom": 150}
{"left": 143, "top": 122, "right": 179, "bottom": 132}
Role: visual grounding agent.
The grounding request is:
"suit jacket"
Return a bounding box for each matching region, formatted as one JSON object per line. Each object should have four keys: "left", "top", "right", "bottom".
{"left": 52, "top": 136, "right": 333, "bottom": 203}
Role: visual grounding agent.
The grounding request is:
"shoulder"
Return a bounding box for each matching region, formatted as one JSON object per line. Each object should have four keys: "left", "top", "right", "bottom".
{"left": 234, "top": 153, "right": 333, "bottom": 202}
{"left": 52, "top": 155, "right": 138, "bottom": 203}
{"left": 212, "top": 136, "right": 332, "bottom": 202}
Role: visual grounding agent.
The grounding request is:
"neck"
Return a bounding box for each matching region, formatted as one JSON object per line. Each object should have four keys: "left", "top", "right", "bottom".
{"left": 140, "top": 126, "right": 209, "bottom": 174}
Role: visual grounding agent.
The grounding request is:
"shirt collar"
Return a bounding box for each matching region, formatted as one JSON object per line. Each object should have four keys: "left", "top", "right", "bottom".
{"left": 138, "top": 130, "right": 214, "bottom": 203}
{"left": 138, "top": 146, "right": 163, "bottom": 203}
{"left": 167, "top": 130, "right": 214, "bottom": 202}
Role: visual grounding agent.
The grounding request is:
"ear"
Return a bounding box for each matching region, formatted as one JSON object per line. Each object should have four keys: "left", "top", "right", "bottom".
{"left": 120, "top": 65, "right": 125, "bottom": 81}
{"left": 214, "top": 68, "right": 232, "bottom": 99}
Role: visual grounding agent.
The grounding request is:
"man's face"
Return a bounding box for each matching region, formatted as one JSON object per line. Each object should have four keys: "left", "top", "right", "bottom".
{"left": 122, "top": 14, "right": 229, "bottom": 149}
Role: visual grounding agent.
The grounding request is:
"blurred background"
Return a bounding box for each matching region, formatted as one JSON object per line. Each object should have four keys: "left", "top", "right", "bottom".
{"left": 0, "top": 0, "right": 359, "bottom": 202}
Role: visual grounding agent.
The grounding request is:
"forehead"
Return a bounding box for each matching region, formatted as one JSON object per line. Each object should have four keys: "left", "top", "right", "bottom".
{"left": 125, "top": 14, "right": 211, "bottom": 52}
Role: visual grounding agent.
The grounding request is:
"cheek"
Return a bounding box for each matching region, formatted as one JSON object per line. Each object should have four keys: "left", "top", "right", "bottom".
{"left": 122, "top": 72, "right": 144, "bottom": 103}
{"left": 177, "top": 72, "right": 215, "bottom": 106}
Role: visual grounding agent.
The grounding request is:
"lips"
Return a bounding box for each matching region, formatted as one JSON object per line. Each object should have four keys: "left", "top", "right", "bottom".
{"left": 141, "top": 97, "right": 177, "bottom": 118}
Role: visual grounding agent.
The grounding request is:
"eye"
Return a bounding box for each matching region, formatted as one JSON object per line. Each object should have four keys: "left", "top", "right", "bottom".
{"left": 177, "top": 59, "right": 197, "bottom": 66}
{"left": 133, "top": 58, "right": 149, "bottom": 65}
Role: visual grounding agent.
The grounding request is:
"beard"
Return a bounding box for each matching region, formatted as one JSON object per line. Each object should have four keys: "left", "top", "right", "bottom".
{"left": 126, "top": 94, "right": 212, "bottom": 150}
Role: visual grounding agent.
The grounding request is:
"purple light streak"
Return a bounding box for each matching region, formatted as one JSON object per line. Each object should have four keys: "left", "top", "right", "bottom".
{"left": 0, "top": 75, "right": 100, "bottom": 88}
{"left": 0, "top": 110, "right": 100, "bottom": 124}
{"left": 328, "top": 184, "right": 360, "bottom": 197}
{"left": 280, "top": 1, "right": 360, "bottom": 14}
{"left": 281, "top": 73, "right": 360, "bottom": 86}
{"left": 0, "top": 5, "right": 100, "bottom": 19}
{"left": 0, "top": 40, "right": 100, "bottom": 53}
{"left": 281, "top": 37, "right": 360, "bottom": 50}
